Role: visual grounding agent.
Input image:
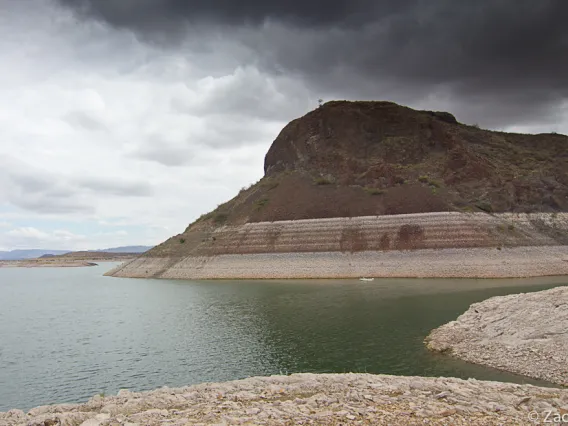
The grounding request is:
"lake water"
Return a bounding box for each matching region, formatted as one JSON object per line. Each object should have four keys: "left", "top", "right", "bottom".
{"left": 0, "top": 263, "right": 567, "bottom": 411}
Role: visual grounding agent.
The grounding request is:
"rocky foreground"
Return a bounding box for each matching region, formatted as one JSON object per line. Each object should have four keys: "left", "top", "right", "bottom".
{"left": 2, "top": 373, "right": 568, "bottom": 426}
{"left": 426, "top": 286, "right": 568, "bottom": 386}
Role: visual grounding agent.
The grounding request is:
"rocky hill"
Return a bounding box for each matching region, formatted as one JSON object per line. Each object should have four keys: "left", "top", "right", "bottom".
{"left": 107, "top": 101, "right": 568, "bottom": 279}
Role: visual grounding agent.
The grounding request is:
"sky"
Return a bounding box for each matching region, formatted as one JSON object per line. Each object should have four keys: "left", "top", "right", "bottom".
{"left": 1, "top": 0, "right": 567, "bottom": 250}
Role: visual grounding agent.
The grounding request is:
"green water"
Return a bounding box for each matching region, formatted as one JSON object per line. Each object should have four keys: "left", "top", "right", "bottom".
{"left": 0, "top": 263, "right": 566, "bottom": 411}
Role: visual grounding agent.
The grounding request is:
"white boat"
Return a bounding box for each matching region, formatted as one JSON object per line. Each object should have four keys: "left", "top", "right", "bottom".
{"left": 359, "top": 277, "right": 374, "bottom": 281}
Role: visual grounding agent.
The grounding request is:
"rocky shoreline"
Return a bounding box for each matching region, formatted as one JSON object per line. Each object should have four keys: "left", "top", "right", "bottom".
{"left": 426, "top": 286, "right": 568, "bottom": 386}
{"left": 106, "top": 212, "right": 568, "bottom": 280}
{"left": 107, "top": 245, "right": 568, "bottom": 279}
{"left": 2, "top": 373, "right": 568, "bottom": 426}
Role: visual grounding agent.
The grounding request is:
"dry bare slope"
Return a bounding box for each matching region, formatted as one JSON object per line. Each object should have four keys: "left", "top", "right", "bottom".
{"left": 107, "top": 101, "right": 568, "bottom": 279}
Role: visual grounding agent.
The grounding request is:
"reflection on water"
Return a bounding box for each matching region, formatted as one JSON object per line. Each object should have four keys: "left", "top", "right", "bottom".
{"left": 0, "top": 263, "right": 566, "bottom": 411}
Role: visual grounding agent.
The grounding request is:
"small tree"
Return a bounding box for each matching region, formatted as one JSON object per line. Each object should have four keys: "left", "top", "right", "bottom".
{"left": 318, "top": 99, "right": 324, "bottom": 108}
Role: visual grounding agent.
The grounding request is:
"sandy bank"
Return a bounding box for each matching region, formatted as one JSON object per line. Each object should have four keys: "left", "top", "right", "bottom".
{"left": 2, "top": 373, "right": 568, "bottom": 425}
{"left": 0, "top": 260, "right": 98, "bottom": 268}
{"left": 106, "top": 245, "right": 568, "bottom": 279}
{"left": 426, "top": 286, "right": 568, "bottom": 386}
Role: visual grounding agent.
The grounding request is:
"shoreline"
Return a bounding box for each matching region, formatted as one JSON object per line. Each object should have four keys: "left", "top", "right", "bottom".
{"left": 0, "top": 261, "right": 99, "bottom": 268}
{"left": 2, "top": 373, "right": 568, "bottom": 425}
{"left": 0, "top": 259, "right": 132, "bottom": 269}
{"left": 107, "top": 245, "right": 568, "bottom": 280}
{"left": 426, "top": 286, "right": 568, "bottom": 387}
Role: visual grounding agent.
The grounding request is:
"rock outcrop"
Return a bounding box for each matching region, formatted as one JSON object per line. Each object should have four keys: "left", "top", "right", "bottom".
{"left": 106, "top": 101, "right": 568, "bottom": 279}
{"left": 2, "top": 373, "right": 568, "bottom": 425}
{"left": 426, "top": 286, "right": 568, "bottom": 386}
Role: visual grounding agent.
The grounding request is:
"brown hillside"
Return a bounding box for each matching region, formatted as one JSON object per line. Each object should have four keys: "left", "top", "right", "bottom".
{"left": 142, "top": 100, "right": 567, "bottom": 259}
{"left": 200, "top": 101, "right": 567, "bottom": 224}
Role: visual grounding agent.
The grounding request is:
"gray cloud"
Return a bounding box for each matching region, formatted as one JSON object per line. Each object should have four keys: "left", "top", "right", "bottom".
{"left": 0, "top": 155, "right": 153, "bottom": 217}
{"left": 131, "top": 113, "right": 283, "bottom": 167}
{"left": 64, "top": 111, "right": 107, "bottom": 131}
{"left": 132, "top": 136, "right": 194, "bottom": 167}
{"left": 57, "top": 0, "right": 568, "bottom": 128}
{"left": 77, "top": 177, "right": 154, "bottom": 197}
{"left": 1, "top": 163, "right": 93, "bottom": 214}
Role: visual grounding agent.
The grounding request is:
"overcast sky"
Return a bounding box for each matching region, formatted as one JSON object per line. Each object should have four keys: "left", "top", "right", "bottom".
{"left": 1, "top": 0, "right": 567, "bottom": 250}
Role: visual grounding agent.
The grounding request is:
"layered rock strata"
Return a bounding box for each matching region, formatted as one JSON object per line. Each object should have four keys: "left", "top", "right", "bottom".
{"left": 107, "top": 212, "right": 568, "bottom": 279}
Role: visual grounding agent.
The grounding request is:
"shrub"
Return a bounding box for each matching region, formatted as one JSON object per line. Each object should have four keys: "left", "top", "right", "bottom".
{"left": 179, "top": 238, "right": 186, "bottom": 244}
{"left": 475, "top": 201, "right": 493, "bottom": 213}
{"left": 365, "top": 187, "right": 385, "bottom": 195}
{"left": 255, "top": 198, "right": 269, "bottom": 209}
{"left": 393, "top": 176, "right": 405, "bottom": 185}
{"left": 213, "top": 213, "right": 228, "bottom": 225}
{"left": 261, "top": 179, "right": 279, "bottom": 190}
{"left": 419, "top": 175, "right": 441, "bottom": 187}
{"left": 314, "top": 176, "right": 333, "bottom": 185}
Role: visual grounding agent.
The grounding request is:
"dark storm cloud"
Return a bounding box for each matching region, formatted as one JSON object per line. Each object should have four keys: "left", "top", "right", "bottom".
{"left": 57, "top": 0, "right": 409, "bottom": 29}
{"left": 57, "top": 0, "right": 568, "bottom": 127}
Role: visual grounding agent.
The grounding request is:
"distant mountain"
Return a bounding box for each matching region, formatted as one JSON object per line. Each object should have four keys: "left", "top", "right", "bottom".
{"left": 97, "top": 246, "right": 153, "bottom": 253}
{"left": 0, "top": 249, "right": 69, "bottom": 260}
{"left": 0, "top": 246, "right": 153, "bottom": 260}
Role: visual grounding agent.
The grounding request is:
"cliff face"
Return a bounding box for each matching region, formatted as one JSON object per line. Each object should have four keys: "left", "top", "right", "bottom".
{"left": 107, "top": 101, "right": 568, "bottom": 279}
{"left": 264, "top": 101, "right": 568, "bottom": 213}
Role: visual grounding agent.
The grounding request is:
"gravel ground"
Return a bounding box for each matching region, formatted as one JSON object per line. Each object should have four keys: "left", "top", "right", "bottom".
{"left": 426, "top": 286, "right": 568, "bottom": 386}
{"left": 2, "top": 373, "right": 568, "bottom": 425}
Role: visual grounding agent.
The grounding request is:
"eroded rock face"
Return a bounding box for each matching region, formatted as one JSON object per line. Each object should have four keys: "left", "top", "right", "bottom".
{"left": 263, "top": 101, "right": 568, "bottom": 215}
{"left": 2, "top": 373, "right": 568, "bottom": 425}
{"left": 426, "top": 286, "right": 568, "bottom": 386}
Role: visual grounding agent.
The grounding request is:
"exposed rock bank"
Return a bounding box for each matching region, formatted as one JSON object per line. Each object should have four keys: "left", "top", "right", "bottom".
{"left": 426, "top": 286, "right": 568, "bottom": 386}
{"left": 107, "top": 212, "right": 568, "bottom": 279}
{"left": 107, "top": 245, "right": 568, "bottom": 280}
{"left": 3, "top": 373, "right": 568, "bottom": 426}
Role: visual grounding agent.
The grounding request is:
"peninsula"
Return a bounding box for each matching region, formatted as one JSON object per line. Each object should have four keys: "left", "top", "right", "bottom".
{"left": 0, "top": 252, "right": 139, "bottom": 268}
{"left": 106, "top": 101, "right": 568, "bottom": 280}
